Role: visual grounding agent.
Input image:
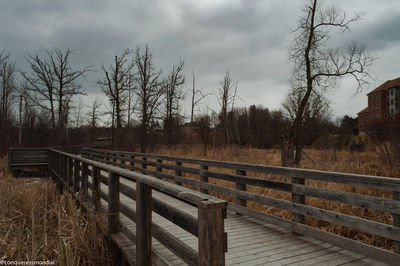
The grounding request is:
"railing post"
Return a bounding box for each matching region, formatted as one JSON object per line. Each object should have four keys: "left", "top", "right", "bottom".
{"left": 81, "top": 163, "right": 88, "bottom": 201}
{"left": 130, "top": 155, "right": 135, "bottom": 168}
{"left": 63, "top": 155, "right": 68, "bottom": 186}
{"left": 175, "top": 161, "right": 182, "bottom": 186}
{"left": 120, "top": 155, "right": 125, "bottom": 169}
{"left": 200, "top": 165, "right": 209, "bottom": 194}
{"left": 74, "top": 159, "right": 80, "bottom": 193}
{"left": 198, "top": 201, "right": 227, "bottom": 266}
{"left": 92, "top": 166, "right": 101, "bottom": 211}
{"left": 68, "top": 157, "right": 73, "bottom": 189}
{"left": 47, "top": 151, "right": 53, "bottom": 180}
{"left": 7, "top": 148, "right": 13, "bottom": 172}
{"left": 108, "top": 172, "right": 120, "bottom": 234}
{"left": 292, "top": 176, "right": 305, "bottom": 225}
{"left": 136, "top": 181, "right": 152, "bottom": 266}
{"left": 56, "top": 154, "right": 63, "bottom": 194}
{"left": 156, "top": 159, "right": 162, "bottom": 177}
{"left": 142, "top": 156, "right": 147, "bottom": 174}
{"left": 393, "top": 191, "right": 400, "bottom": 253}
{"left": 112, "top": 153, "right": 117, "bottom": 166}
{"left": 236, "top": 169, "right": 247, "bottom": 211}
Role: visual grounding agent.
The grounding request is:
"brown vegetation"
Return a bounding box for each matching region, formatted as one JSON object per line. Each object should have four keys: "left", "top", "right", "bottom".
{"left": 151, "top": 144, "right": 400, "bottom": 250}
{"left": 0, "top": 157, "right": 116, "bottom": 265}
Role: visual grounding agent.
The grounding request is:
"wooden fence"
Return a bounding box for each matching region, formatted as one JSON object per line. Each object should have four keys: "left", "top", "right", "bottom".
{"left": 80, "top": 147, "right": 400, "bottom": 264}
{"left": 46, "top": 148, "right": 228, "bottom": 266}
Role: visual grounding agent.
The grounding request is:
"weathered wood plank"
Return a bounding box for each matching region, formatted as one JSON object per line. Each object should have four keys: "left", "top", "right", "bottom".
{"left": 136, "top": 181, "right": 152, "bottom": 266}
{"left": 292, "top": 222, "right": 400, "bottom": 265}
{"left": 198, "top": 200, "right": 227, "bottom": 265}
{"left": 393, "top": 191, "right": 400, "bottom": 253}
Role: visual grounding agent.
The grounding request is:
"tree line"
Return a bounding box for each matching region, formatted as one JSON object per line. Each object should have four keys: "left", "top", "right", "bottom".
{"left": 0, "top": 45, "right": 357, "bottom": 145}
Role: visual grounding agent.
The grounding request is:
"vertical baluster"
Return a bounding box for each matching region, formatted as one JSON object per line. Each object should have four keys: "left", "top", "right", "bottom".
{"left": 292, "top": 176, "right": 306, "bottom": 226}
{"left": 156, "top": 159, "right": 162, "bottom": 178}
{"left": 198, "top": 200, "right": 227, "bottom": 265}
{"left": 393, "top": 191, "right": 400, "bottom": 253}
{"left": 92, "top": 166, "right": 101, "bottom": 211}
{"left": 236, "top": 169, "right": 247, "bottom": 213}
{"left": 200, "top": 165, "right": 209, "bottom": 194}
{"left": 81, "top": 163, "right": 89, "bottom": 201}
{"left": 175, "top": 161, "right": 182, "bottom": 186}
{"left": 108, "top": 172, "right": 120, "bottom": 234}
{"left": 142, "top": 156, "right": 147, "bottom": 174}
{"left": 73, "top": 159, "right": 80, "bottom": 193}
{"left": 136, "top": 181, "right": 152, "bottom": 265}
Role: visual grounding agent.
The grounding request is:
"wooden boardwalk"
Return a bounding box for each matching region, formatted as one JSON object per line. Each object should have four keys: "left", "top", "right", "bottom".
{"left": 9, "top": 147, "right": 400, "bottom": 265}
{"left": 100, "top": 177, "right": 387, "bottom": 265}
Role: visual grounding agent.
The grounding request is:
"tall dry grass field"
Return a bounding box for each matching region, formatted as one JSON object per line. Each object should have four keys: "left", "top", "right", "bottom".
{"left": 152, "top": 144, "right": 400, "bottom": 251}
{"left": 0, "top": 157, "right": 116, "bottom": 265}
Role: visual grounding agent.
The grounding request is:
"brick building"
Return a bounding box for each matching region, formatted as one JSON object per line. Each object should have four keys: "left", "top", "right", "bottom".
{"left": 358, "top": 77, "right": 400, "bottom": 132}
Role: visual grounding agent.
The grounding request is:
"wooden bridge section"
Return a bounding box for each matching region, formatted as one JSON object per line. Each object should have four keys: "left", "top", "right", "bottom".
{"left": 7, "top": 147, "right": 400, "bottom": 265}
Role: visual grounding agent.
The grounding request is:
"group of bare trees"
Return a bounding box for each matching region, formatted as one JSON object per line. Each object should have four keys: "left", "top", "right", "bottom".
{"left": 97, "top": 46, "right": 186, "bottom": 152}
{"left": 0, "top": 48, "right": 91, "bottom": 146}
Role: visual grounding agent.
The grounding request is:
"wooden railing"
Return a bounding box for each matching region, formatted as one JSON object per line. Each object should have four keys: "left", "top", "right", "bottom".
{"left": 8, "top": 147, "right": 48, "bottom": 166}
{"left": 47, "top": 148, "right": 228, "bottom": 266}
{"left": 81, "top": 147, "right": 400, "bottom": 265}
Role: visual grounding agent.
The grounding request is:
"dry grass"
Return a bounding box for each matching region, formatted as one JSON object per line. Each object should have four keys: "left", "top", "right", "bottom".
{"left": 152, "top": 144, "right": 400, "bottom": 251}
{"left": 0, "top": 157, "right": 116, "bottom": 265}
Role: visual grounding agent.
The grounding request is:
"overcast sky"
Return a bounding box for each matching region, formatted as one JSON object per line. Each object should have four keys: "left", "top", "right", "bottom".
{"left": 1, "top": 0, "right": 400, "bottom": 122}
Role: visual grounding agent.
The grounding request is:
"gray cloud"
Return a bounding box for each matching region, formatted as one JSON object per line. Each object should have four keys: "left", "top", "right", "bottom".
{"left": 0, "top": 0, "right": 399, "bottom": 119}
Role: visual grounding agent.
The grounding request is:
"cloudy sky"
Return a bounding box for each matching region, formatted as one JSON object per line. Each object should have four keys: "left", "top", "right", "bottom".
{"left": 1, "top": 0, "right": 400, "bottom": 122}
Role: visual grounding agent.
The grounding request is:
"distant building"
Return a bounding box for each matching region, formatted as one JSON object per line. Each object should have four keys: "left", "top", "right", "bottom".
{"left": 357, "top": 77, "right": 400, "bottom": 133}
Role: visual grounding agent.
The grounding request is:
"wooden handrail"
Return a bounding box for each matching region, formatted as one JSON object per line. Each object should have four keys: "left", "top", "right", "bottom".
{"left": 8, "top": 146, "right": 400, "bottom": 264}
{"left": 80, "top": 147, "right": 400, "bottom": 264}
{"left": 46, "top": 148, "right": 227, "bottom": 265}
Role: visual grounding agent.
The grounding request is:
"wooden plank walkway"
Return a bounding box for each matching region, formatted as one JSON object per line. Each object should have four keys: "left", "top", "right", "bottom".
{"left": 96, "top": 175, "right": 388, "bottom": 266}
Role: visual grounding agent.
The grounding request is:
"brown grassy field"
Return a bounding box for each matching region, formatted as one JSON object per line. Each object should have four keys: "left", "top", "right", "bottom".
{"left": 152, "top": 144, "right": 400, "bottom": 251}
{"left": 0, "top": 157, "right": 116, "bottom": 265}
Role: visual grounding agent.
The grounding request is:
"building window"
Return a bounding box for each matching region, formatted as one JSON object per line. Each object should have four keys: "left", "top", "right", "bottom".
{"left": 376, "top": 112, "right": 379, "bottom": 118}
{"left": 369, "top": 95, "right": 372, "bottom": 102}
{"left": 376, "top": 94, "right": 379, "bottom": 100}
{"left": 392, "top": 90, "right": 395, "bottom": 96}
{"left": 371, "top": 113, "right": 374, "bottom": 118}
{"left": 376, "top": 103, "right": 379, "bottom": 109}
{"left": 391, "top": 109, "right": 394, "bottom": 114}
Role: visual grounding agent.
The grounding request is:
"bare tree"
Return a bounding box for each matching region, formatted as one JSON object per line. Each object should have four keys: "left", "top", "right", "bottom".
{"left": 283, "top": 0, "right": 374, "bottom": 166}
{"left": 164, "top": 60, "right": 185, "bottom": 146}
{"left": 22, "top": 49, "right": 90, "bottom": 144}
{"left": 217, "top": 71, "right": 237, "bottom": 145}
{"left": 0, "top": 51, "right": 17, "bottom": 143}
{"left": 134, "top": 45, "right": 164, "bottom": 153}
{"left": 87, "top": 97, "right": 102, "bottom": 142}
{"left": 98, "top": 49, "right": 134, "bottom": 146}
{"left": 189, "top": 71, "right": 210, "bottom": 152}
